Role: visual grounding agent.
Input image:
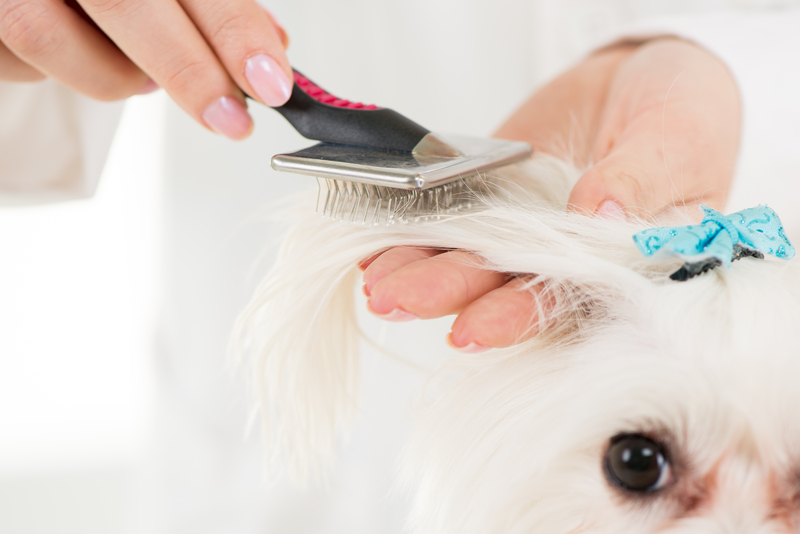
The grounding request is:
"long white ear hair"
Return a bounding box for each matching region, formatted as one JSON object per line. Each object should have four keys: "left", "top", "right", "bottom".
{"left": 231, "top": 155, "right": 681, "bottom": 482}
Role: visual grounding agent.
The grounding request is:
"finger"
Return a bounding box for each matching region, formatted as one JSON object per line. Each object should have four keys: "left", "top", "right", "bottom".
{"left": 568, "top": 114, "right": 732, "bottom": 221}
{"left": 362, "top": 246, "right": 444, "bottom": 294}
{"left": 262, "top": 8, "right": 289, "bottom": 49}
{"left": 448, "top": 277, "right": 544, "bottom": 351}
{"left": 77, "top": 0, "right": 253, "bottom": 139}
{"left": 569, "top": 40, "right": 740, "bottom": 220}
{"left": 358, "top": 247, "right": 415, "bottom": 272}
{"left": 0, "top": 39, "right": 44, "bottom": 81}
{"left": 178, "top": 0, "right": 293, "bottom": 107}
{"left": 64, "top": 0, "right": 102, "bottom": 32}
{"left": 0, "top": 0, "right": 147, "bottom": 98}
{"left": 358, "top": 251, "right": 384, "bottom": 272}
{"left": 367, "top": 251, "right": 507, "bottom": 320}
{"left": 67, "top": 0, "right": 158, "bottom": 96}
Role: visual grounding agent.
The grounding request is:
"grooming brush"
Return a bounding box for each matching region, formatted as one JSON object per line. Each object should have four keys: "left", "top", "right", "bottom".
{"left": 268, "top": 70, "right": 532, "bottom": 225}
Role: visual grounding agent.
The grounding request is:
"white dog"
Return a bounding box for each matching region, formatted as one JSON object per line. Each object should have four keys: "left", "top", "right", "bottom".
{"left": 233, "top": 155, "right": 800, "bottom": 534}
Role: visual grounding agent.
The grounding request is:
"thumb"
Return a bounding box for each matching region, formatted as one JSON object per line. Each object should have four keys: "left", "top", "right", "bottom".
{"left": 568, "top": 118, "right": 732, "bottom": 222}
{"left": 567, "top": 39, "right": 740, "bottom": 222}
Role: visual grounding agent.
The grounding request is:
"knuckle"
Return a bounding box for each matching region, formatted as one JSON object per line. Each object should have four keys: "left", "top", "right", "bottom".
{"left": 586, "top": 164, "right": 645, "bottom": 199}
{"left": 160, "top": 52, "right": 210, "bottom": 95}
{"left": 206, "top": 9, "right": 251, "bottom": 48}
{"left": 80, "top": 0, "right": 139, "bottom": 18}
{"left": 0, "top": 1, "right": 60, "bottom": 58}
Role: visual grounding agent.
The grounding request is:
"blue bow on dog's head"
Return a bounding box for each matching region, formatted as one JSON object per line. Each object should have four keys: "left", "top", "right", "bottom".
{"left": 633, "top": 205, "right": 795, "bottom": 281}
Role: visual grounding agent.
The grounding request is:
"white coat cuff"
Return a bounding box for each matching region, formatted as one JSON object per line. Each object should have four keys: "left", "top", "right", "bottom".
{"left": 0, "top": 79, "right": 124, "bottom": 206}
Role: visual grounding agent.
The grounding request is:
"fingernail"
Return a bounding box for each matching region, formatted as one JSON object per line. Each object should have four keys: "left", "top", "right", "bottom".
{"left": 446, "top": 333, "right": 491, "bottom": 353}
{"left": 367, "top": 303, "right": 418, "bottom": 322}
{"left": 596, "top": 199, "right": 626, "bottom": 220}
{"left": 137, "top": 78, "right": 159, "bottom": 95}
{"left": 245, "top": 54, "right": 293, "bottom": 107}
{"left": 358, "top": 254, "right": 380, "bottom": 272}
{"left": 457, "top": 343, "right": 492, "bottom": 354}
{"left": 202, "top": 96, "right": 253, "bottom": 140}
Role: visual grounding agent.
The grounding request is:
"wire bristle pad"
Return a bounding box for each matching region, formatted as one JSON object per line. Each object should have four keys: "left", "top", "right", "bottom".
{"left": 316, "top": 176, "right": 488, "bottom": 226}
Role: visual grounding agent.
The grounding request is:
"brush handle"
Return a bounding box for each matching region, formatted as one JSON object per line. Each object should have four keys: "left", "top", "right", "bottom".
{"left": 271, "top": 69, "right": 430, "bottom": 153}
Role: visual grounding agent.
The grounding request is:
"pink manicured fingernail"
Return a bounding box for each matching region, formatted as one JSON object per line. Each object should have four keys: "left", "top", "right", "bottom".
{"left": 202, "top": 96, "right": 253, "bottom": 140}
{"left": 456, "top": 342, "right": 492, "bottom": 354}
{"left": 137, "top": 78, "right": 159, "bottom": 95}
{"left": 446, "top": 333, "right": 491, "bottom": 353}
{"left": 596, "top": 199, "right": 626, "bottom": 220}
{"left": 245, "top": 54, "right": 293, "bottom": 107}
{"left": 367, "top": 303, "right": 418, "bottom": 322}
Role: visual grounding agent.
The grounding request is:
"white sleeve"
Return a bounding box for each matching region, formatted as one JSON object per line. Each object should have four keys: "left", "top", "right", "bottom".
{"left": 0, "top": 79, "right": 124, "bottom": 206}
{"left": 615, "top": 9, "right": 800, "bottom": 228}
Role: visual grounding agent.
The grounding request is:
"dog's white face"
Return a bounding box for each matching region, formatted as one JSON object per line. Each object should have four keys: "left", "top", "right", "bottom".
{"left": 403, "top": 259, "right": 800, "bottom": 534}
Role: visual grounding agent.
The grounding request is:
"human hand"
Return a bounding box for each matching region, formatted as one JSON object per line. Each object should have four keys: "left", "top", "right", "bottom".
{"left": 0, "top": 0, "right": 291, "bottom": 140}
{"left": 362, "top": 39, "right": 741, "bottom": 351}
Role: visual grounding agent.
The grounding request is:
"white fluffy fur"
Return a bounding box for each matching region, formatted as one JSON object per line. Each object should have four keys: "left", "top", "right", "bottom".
{"left": 233, "top": 155, "right": 800, "bottom": 532}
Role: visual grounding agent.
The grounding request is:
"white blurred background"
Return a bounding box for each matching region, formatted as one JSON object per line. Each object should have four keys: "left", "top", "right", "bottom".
{"left": 0, "top": 93, "right": 163, "bottom": 532}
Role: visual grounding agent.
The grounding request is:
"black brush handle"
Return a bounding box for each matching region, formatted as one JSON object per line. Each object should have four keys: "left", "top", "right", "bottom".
{"left": 271, "top": 69, "right": 430, "bottom": 153}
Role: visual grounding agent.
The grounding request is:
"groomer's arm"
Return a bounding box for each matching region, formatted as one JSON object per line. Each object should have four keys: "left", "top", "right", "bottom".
{"left": 363, "top": 36, "right": 741, "bottom": 351}
{"left": 0, "top": 0, "right": 290, "bottom": 140}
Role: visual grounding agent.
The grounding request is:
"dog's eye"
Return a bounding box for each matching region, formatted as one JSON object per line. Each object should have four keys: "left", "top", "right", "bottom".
{"left": 604, "top": 434, "right": 671, "bottom": 492}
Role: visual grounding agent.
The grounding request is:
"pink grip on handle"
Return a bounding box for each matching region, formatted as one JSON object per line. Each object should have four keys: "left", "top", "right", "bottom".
{"left": 293, "top": 72, "right": 379, "bottom": 110}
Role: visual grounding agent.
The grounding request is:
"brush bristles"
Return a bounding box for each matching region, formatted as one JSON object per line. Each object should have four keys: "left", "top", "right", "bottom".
{"left": 316, "top": 175, "right": 489, "bottom": 225}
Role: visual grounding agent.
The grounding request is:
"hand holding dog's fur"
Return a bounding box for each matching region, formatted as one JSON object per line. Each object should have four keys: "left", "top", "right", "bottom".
{"left": 367, "top": 38, "right": 741, "bottom": 350}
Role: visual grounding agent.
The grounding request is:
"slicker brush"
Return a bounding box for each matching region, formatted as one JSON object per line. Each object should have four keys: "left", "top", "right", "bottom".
{"left": 267, "top": 70, "right": 532, "bottom": 225}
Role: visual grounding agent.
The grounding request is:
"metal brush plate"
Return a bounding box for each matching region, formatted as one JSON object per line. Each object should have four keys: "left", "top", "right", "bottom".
{"left": 271, "top": 134, "right": 531, "bottom": 226}
{"left": 271, "top": 134, "right": 532, "bottom": 191}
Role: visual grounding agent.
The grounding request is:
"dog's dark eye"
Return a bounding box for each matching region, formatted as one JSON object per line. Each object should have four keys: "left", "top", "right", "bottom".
{"left": 605, "top": 434, "right": 671, "bottom": 492}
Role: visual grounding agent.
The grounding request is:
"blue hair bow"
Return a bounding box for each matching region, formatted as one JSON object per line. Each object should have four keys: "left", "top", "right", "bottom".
{"left": 632, "top": 205, "right": 795, "bottom": 281}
